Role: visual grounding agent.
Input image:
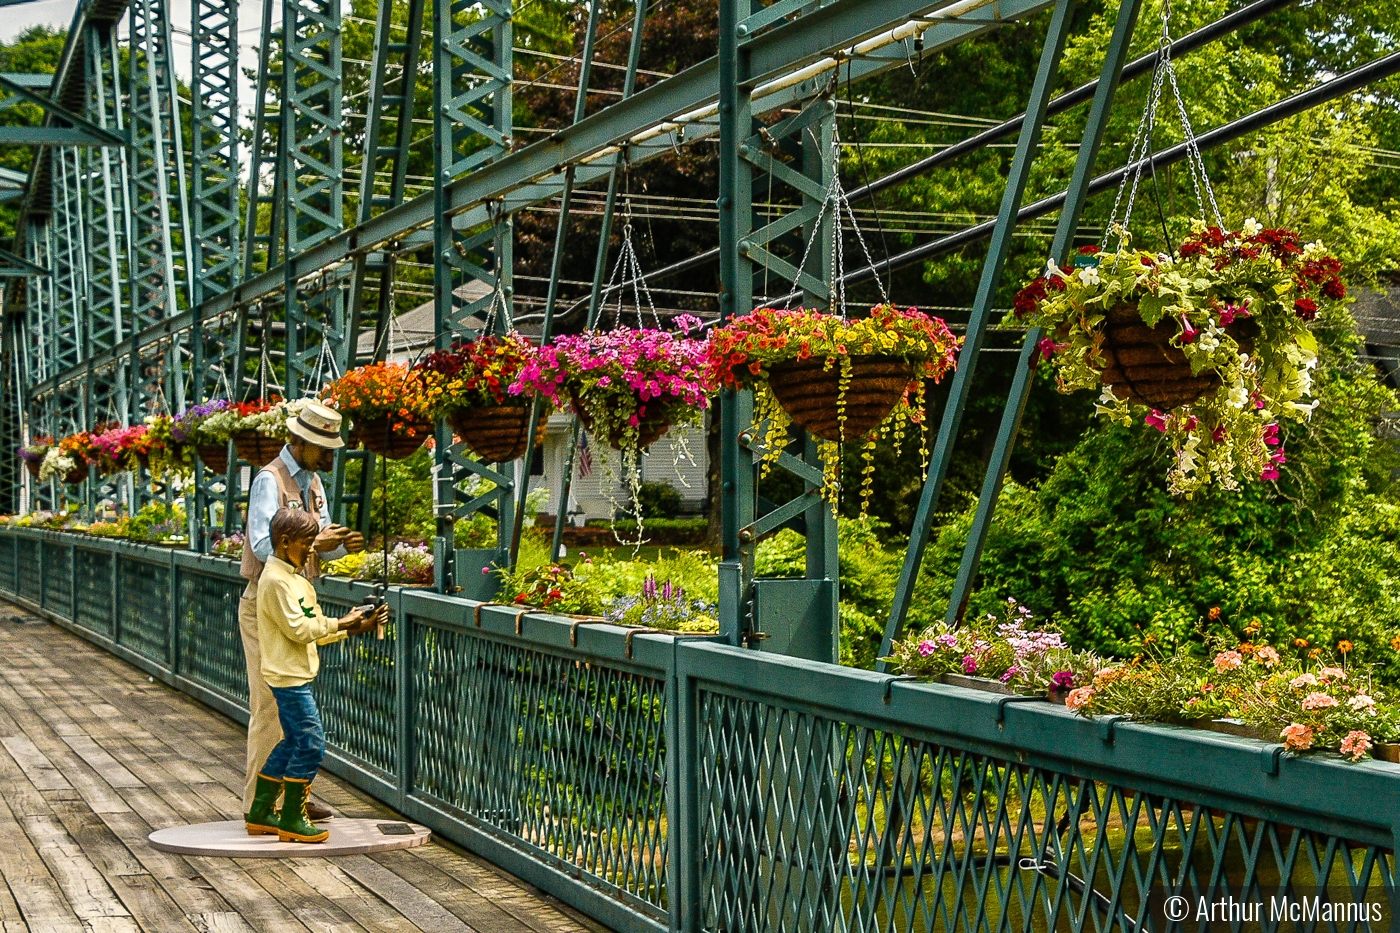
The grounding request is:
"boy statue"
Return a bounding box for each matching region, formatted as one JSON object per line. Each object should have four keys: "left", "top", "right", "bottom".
{"left": 244, "top": 507, "right": 387, "bottom": 843}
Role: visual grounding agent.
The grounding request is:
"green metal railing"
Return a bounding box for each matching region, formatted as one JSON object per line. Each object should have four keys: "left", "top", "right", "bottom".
{"left": 2, "top": 525, "right": 1397, "bottom": 932}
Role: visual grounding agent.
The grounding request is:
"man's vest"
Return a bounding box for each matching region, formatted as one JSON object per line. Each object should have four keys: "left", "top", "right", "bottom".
{"left": 239, "top": 455, "right": 327, "bottom": 583}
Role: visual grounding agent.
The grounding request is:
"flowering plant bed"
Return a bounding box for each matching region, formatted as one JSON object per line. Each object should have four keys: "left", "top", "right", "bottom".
{"left": 324, "top": 364, "right": 437, "bottom": 459}
{"left": 1011, "top": 223, "right": 1345, "bottom": 495}
{"left": 209, "top": 532, "right": 245, "bottom": 560}
{"left": 887, "top": 599, "right": 1104, "bottom": 699}
{"left": 705, "top": 304, "right": 958, "bottom": 506}
{"left": 323, "top": 542, "right": 434, "bottom": 585}
{"left": 1067, "top": 638, "right": 1400, "bottom": 763}
{"left": 605, "top": 573, "right": 718, "bottom": 633}
{"left": 416, "top": 334, "right": 544, "bottom": 462}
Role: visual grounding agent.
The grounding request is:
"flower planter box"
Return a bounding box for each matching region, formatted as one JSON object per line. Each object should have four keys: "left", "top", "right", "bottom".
{"left": 940, "top": 672, "right": 1016, "bottom": 696}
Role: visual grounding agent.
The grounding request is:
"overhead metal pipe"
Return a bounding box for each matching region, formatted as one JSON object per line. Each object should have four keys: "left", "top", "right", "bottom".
{"left": 836, "top": 47, "right": 1400, "bottom": 289}
{"left": 846, "top": 0, "right": 1298, "bottom": 203}
{"left": 543, "top": 0, "right": 1299, "bottom": 320}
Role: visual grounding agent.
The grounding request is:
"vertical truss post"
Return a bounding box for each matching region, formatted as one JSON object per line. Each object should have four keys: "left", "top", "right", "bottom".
{"left": 280, "top": 0, "right": 343, "bottom": 399}
{"left": 50, "top": 149, "right": 86, "bottom": 376}
{"left": 944, "top": 0, "right": 1145, "bottom": 625}
{"left": 190, "top": 0, "right": 241, "bottom": 545}
{"left": 243, "top": 0, "right": 284, "bottom": 279}
{"left": 879, "top": 0, "right": 1082, "bottom": 662}
{"left": 432, "top": 0, "right": 513, "bottom": 592}
{"left": 126, "top": 0, "right": 193, "bottom": 488}
{"left": 334, "top": 0, "right": 427, "bottom": 532}
{"left": 718, "top": 0, "right": 756, "bottom": 644}
{"left": 84, "top": 25, "right": 129, "bottom": 359}
{"left": 719, "top": 0, "right": 842, "bottom": 660}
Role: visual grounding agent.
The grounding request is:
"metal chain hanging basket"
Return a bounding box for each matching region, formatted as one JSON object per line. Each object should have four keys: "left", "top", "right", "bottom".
{"left": 231, "top": 430, "right": 283, "bottom": 466}
{"left": 197, "top": 443, "right": 230, "bottom": 475}
{"left": 570, "top": 391, "right": 672, "bottom": 451}
{"left": 448, "top": 406, "right": 545, "bottom": 464}
{"left": 1097, "top": 303, "right": 1218, "bottom": 409}
{"left": 351, "top": 417, "right": 431, "bottom": 460}
{"left": 768, "top": 356, "right": 915, "bottom": 441}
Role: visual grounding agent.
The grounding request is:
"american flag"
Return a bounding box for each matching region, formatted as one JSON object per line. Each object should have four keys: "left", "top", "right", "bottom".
{"left": 576, "top": 430, "right": 594, "bottom": 478}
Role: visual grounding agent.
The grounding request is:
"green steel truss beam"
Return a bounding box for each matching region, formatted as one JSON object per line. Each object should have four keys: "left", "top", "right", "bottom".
{"left": 0, "top": 73, "right": 125, "bottom": 147}
{"left": 334, "top": 0, "right": 428, "bottom": 534}
{"left": 0, "top": 246, "right": 46, "bottom": 277}
{"left": 431, "top": 0, "right": 513, "bottom": 589}
{"left": 190, "top": 0, "right": 241, "bottom": 540}
{"left": 242, "top": 0, "right": 285, "bottom": 278}
{"left": 83, "top": 24, "right": 130, "bottom": 360}
{"left": 280, "top": 0, "right": 344, "bottom": 400}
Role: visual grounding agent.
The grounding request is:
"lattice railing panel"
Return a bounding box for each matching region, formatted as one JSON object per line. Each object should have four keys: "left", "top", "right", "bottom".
{"left": 313, "top": 595, "right": 397, "bottom": 776}
{"left": 41, "top": 542, "right": 71, "bottom": 618}
{"left": 17, "top": 537, "right": 40, "bottom": 603}
{"left": 177, "top": 570, "right": 246, "bottom": 702}
{"left": 116, "top": 556, "right": 170, "bottom": 662}
{"left": 74, "top": 548, "right": 115, "bottom": 637}
{"left": 0, "top": 535, "right": 15, "bottom": 594}
{"left": 695, "top": 689, "right": 1397, "bottom": 933}
{"left": 411, "top": 620, "right": 670, "bottom": 913}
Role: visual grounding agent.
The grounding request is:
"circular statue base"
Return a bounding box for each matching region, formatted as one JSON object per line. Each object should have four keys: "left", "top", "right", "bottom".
{"left": 148, "top": 819, "right": 431, "bottom": 858}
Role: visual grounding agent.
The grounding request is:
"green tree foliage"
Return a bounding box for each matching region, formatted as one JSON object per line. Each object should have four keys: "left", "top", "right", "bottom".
{"left": 0, "top": 26, "right": 66, "bottom": 241}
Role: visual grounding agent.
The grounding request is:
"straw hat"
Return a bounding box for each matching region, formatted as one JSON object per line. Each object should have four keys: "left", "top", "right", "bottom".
{"left": 287, "top": 400, "right": 345, "bottom": 449}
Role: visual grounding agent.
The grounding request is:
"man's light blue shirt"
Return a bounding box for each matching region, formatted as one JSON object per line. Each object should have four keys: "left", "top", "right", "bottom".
{"left": 247, "top": 445, "right": 346, "bottom": 564}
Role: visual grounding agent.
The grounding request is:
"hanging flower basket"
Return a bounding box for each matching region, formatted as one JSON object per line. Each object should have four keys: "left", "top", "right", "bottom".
{"left": 446, "top": 407, "right": 546, "bottom": 464}
{"left": 1012, "top": 225, "right": 1346, "bottom": 495}
{"left": 415, "top": 334, "right": 546, "bottom": 463}
{"left": 511, "top": 321, "right": 712, "bottom": 456}
{"left": 706, "top": 304, "right": 958, "bottom": 508}
{"left": 63, "top": 461, "right": 89, "bottom": 485}
{"left": 197, "top": 444, "right": 230, "bottom": 475}
{"left": 350, "top": 416, "right": 432, "bottom": 460}
{"left": 325, "top": 363, "right": 441, "bottom": 462}
{"left": 768, "top": 356, "right": 917, "bottom": 440}
{"left": 231, "top": 430, "right": 283, "bottom": 466}
{"left": 570, "top": 390, "right": 672, "bottom": 450}
{"left": 19, "top": 436, "right": 52, "bottom": 478}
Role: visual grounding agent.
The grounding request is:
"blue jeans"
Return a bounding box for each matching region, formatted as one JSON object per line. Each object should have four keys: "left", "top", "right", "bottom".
{"left": 261, "top": 685, "right": 325, "bottom": 781}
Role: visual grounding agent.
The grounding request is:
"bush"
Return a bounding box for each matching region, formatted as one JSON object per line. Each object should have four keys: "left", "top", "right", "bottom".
{"left": 635, "top": 481, "right": 683, "bottom": 519}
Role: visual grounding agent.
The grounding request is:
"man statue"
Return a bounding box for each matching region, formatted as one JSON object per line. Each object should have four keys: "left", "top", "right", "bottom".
{"left": 238, "top": 400, "right": 365, "bottom": 823}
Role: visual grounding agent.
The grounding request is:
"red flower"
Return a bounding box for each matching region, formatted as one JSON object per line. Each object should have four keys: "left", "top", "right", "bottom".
{"left": 1294, "top": 298, "right": 1318, "bottom": 321}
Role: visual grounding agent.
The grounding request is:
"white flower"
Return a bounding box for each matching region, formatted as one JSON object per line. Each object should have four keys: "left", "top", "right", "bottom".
{"left": 1285, "top": 399, "right": 1320, "bottom": 416}
{"left": 1227, "top": 385, "right": 1250, "bottom": 409}
{"left": 1302, "top": 240, "right": 1326, "bottom": 260}
{"left": 1177, "top": 434, "right": 1202, "bottom": 475}
{"left": 1077, "top": 265, "right": 1101, "bottom": 287}
{"left": 1198, "top": 333, "right": 1220, "bottom": 352}
{"left": 1045, "top": 258, "right": 1063, "bottom": 278}
{"left": 1241, "top": 217, "right": 1263, "bottom": 237}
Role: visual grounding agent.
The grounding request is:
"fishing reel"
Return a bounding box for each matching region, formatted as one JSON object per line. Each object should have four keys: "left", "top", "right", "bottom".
{"left": 359, "top": 582, "right": 388, "bottom": 639}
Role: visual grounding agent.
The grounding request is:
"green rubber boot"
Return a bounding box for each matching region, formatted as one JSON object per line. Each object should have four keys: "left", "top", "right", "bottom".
{"left": 277, "top": 777, "right": 329, "bottom": 843}
{"left": 245, "top": 773, "right": 282, "bottom": 836}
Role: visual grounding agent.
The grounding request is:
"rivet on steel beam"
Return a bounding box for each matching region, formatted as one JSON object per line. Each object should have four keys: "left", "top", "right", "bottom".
{"left": 735, "top": 23, "right": 749, "bottom": 37}
{"left": 738, "top": 528, "right": 754, "bottom": 543}
{"left": 738, "top": 239, "right": 752, "bottom": 256}
{"left": 737, "top": 430, "right": 753, "bottom": 446}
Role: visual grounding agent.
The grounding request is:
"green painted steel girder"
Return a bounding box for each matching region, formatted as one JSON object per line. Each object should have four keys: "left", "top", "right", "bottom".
{"left": 190, "top": 0, "right": 1054, "bottom": 325}
{"left": 0, "top": 246, "right": 47, "bottom": 277}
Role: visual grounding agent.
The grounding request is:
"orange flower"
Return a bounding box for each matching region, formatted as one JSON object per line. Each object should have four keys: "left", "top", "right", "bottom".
{"left": 1338, "top": 640, "right": 1354, "bottom": 654}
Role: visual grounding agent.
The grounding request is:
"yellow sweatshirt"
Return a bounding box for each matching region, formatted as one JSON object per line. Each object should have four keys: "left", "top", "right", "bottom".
{"left": 256, "top": 555, "right": 348, "bottom": 688}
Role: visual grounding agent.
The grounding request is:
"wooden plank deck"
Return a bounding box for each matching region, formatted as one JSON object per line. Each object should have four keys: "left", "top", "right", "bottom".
{"left": 0, "top": 605, "right": 614, "bottom": 933}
